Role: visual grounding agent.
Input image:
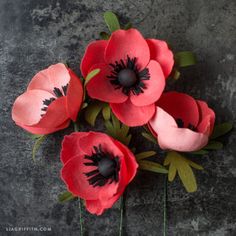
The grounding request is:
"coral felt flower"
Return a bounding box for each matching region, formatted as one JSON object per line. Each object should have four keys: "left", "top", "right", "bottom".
{"left": 81, "top": 29, "right": 174, "bottom": 126}
{"left": 12, "top": 63, "right": 83, "bottom": 135}
{"left": 60, "top": 131, "right": 138, "bottom": 215}
{"left": 149, "top": 92, "right": 215, "bottom": 152}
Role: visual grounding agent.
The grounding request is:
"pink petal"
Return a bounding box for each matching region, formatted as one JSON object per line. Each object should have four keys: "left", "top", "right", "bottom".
{"left": 86, "top": 63, "right": 127, "bottom": 103}
{"left": 146, "top": 39, "right": 174, "bottom": 78}
{"left": 157, "top": 92, "right": 200, "bottom": 128}
{"left": 105, "top": 29, "right": 150, "bottom": 70}
{"left": 80, "top": 40, "right": 108, "bottom": 77}
{"left": 27, "top": 63, "right": 70, "bottom": 95}
{"left": 110, "top": 98, "right": 155, "bottom": 127}
{"left": 130, "top": 60, "right": 165, "bottom": 106}
{"left": 12, "top": 89, "right": 55, "bottom": 126}
{"left": 66, "top": 69, "right": 83, "bottom": 121}
{"left": 16, "top": 119, "right": 70, "bottom": 135}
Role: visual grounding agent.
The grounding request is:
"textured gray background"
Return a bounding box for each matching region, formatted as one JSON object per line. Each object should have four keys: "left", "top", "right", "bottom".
{"left": 0, "top": 0, "right": 236, "bottom": 235}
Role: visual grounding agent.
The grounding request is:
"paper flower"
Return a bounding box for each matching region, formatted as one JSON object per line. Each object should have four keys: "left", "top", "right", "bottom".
{"left": 12, "top": 63, "right": 83, "bottom": 134}
{"left": 149, "top": 92, "right": 215, "bottom": 152}
{"left": 81, "top": 29, "right": 174, "bottom": 126}
{"left": 61, "top": 131, "right": 138, "bottom": 215}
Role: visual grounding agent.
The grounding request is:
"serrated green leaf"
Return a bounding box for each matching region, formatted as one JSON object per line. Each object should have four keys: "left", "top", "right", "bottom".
{"left": 175, "top": 51, "right": 197, "bottom": 67}
{"left": 141, "top": 132, "right": 157, "bottom": 144}
{"left": 204, "top": 141, "right": 223, "bottom": 150}
{"left": 136, "top": 151, "right": 156, "bottom": 161}
{"left": 32, "top": 135, "right": 47, "bottom": 161}
{"left": 84, "top": 101, "right": 105, "bottom": 126}
{"left": 99, "top": 31, "right": 110, "bottom": 40}
{"left": 102, "top": 105, "right": 111, "bottom": 121}
{"left": 84, "top": 68, "right": 100, "bottom": 87}
{"left": 104, "top": 11, "right": 120, "bottom": 33}
{"left": 211, "top": 122, "right": 233, "bottom": 139}
{"left": 58, "top": 191, "right": 75, "bottom": 203}
{"left": 124, "top": 22, "right": 132, "bottom": 30}
{"left": 139, "top": 160, "right": 168, "bottom": 174}
{"left": 164, "top": 152, "right": 202, "bottom": 192}
{"left": 190, "top": 150, "right": 209, "bottom": 155}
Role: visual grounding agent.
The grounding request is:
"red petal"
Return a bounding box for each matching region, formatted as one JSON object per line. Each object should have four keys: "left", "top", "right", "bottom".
{"left": 16, "top": 119, "right": 70, "bottom": 135}
{"left": 66, "top": 69, "right": 83, "bottom": 121}
{"left": 61, "top": 155, "right": 118, "bottom": 200}
{"left": 146, "top": 39, "right": 174, "bottom": 78}
{"left": 27, "top": 63, "right": 70, "bottom": 95}
{"left": 105, "top": 29, "right": 150, "bottom": 70}
{"left": 80, "top": 40, "right": 107, "bottom": 77}
{"left": 61, "top": 132, "right": 89, "bottom": 165}
{"left": 12, "top": 89, "right": 55, "bottom": 126}
{"left": 110, "top": 99, "right": 155, "bottom": 127}
{"left": 157, "top": 92, "right": 199, "bottom": 128}
{"left": 130, "top": 60, "right": 165, "bottom": 106}
{"left": 86, "top": 63, "right": 127, "bottom": 103}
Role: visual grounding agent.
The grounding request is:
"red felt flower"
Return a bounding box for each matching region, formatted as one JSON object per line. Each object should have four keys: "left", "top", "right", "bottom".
{"left": 81, "top": 29, "right": 174, "bottom": 126}
{"left": 148, "top": 92, "right": 215, "bottom": 152}
{"left": 60, "top": 131, "right": 138, "bottom": 215}
{"left": 12, "top": 63, "right": 83, "bottom": 135}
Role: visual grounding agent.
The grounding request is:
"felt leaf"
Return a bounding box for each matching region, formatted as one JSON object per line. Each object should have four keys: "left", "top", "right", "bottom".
{"left": 211, "top": 122, "right": 233, "bottom": 139}
{"left": 139, "top": 160, "right": 168, "bottom": 174}
{"left": 102, "top": 105, "right": 111, "bottom": 121}
{"left": 99, "top": 31, "right": 110, "bottom": 40}
{"left": 84, "top": 68, "right": 101, "bottom": 87}
{"left": 84, "top": 101, "right": 106, "bottom": 126}
{"left": 104, "top": 11, "right": 121, "bottom": 33}
{"left": 58, "top": 191, "right": 76, "bottom": 203}
{"left": 175, "top": 51, "right": 197, "bottom": 67}
{"left": 164, "top": 151, "right": 202, "bottom": 192}
{"left": 32, "top": 135, "right": 47, "bottom": 161}
{"left": 172, "top": 68, "right": 181, "bottom": 80}
{"left": 136, "top": 151, "right": 156, "bottom": 161}
{"left": 124, "top": 22, "right": 132, "bottom": 30}
{"left": 190, "top": 150, "right": 209, "bottom": 155}
{"left": 204, "top": 141, "right": 223, "bottom": 150}
{"left": 141, "top": 132, "right": 157, "bottom": 144}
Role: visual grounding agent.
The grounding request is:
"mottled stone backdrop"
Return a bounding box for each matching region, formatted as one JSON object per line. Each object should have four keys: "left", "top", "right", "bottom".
{"left": 0, "top": 0, "right": 235, "bottom": 235}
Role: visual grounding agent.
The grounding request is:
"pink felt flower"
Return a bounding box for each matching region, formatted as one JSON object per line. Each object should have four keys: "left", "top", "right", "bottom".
{"left": 148, "top": 92, "right": 215, "bottom": 152}
{"left": 12, "top": 63, "right": 83, "bottom": 135}
{"left": 61, "top": 131, "right": 138, "bottom": 215}
{"left": 81, "top": 29, "right": 174, "bottom": 126}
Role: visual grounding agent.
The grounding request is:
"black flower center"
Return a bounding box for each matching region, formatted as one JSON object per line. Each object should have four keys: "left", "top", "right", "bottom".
{"left": 107, "top": 55, "right": 150, "bottom": 96}
{"left": 175, "top": 118, "right": 196, "bottom": 131}
{"left": 83, "top": 145, "right": 120, "bottom": 187}
{"left": 41, "top": 84, "right": 68, "bottom": 116}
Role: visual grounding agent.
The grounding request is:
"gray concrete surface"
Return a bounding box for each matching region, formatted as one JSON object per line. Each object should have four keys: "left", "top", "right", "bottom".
{"left": 0, "top": 0, "right": 235, "bottom": 235}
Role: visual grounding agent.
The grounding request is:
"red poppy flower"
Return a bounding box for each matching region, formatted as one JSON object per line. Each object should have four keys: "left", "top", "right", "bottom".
{"left": 60, "top": 131, "right": 138, "bottom": 215}
{"left": 12, "top": 63, "right": 83, "bottom": 135}
{"left": 81, "top": 29, "right": 174, "bottom": 126}
{"left": 148, "top": 92, "right": 215, "bottom": 152}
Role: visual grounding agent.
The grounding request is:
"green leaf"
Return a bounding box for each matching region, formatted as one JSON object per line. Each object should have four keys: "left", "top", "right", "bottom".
{"left": 84, "top": 101, "right": 106, "bottom": 126}
{"left": 58, "top": 191, "right": 76, "bottom": 203}
{"left": 102, "top": 105, "right": 111, "bottom": 121}
{"left": 104, "top": 11, "right": 120, "bottom": 33}
{"left": 172, "top": 68, "right": 181, "bottom": 80}
{"left": 99, "top": 31, "right": 110, "bottom": 40}
{"left": 204, "top": 141, "right": 223, "bottom": 150}
{"left": 190, "top": 150, "right": 209, "bottom": 155}
{"left": 81, "top": 102, "right": 88, "bottom": 109}
{"left": 84, "top": 68, "right": 100, "bottom": 87}
{"left": 32, "top": 135, "right": 47, "bottom": 161}
{"left": 29, "top": 133, "right": 44, "bottom": 140}
{"left": 141, "top": 132, "right": 157, "bottom": 144}
{"left": 139, "top": 160, "right": 168, "bottom": 174}
{"left": 124, "top": 22, "right": 132, "bottom": 30}
{"left": 164, "top": 151, "right": 202, "bottom": 192}
{"left": 175, "top": 51, "right": 197, "bottom": 67}
{"left": 211, "top": 122, "right": 233, "bottom": 139}
{"left": 136, "top": 151, "right": 156, "bottom": 161}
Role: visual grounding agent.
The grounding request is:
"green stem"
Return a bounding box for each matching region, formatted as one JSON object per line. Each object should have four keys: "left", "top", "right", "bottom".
{"left": 163, "top": 175, "right": 168, "bottom": 236}
{"left": 78, "top": 198, "right": 84, "bottom": 236}
{"left": 119, "top": 195, "right": 124, "bottom": 236}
